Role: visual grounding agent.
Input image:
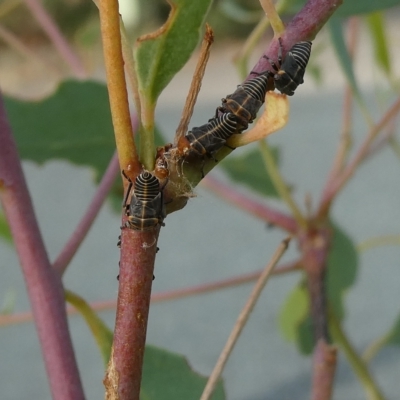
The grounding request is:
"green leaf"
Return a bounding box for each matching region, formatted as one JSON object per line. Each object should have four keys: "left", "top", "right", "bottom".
{"left": 134, "top": 0, "right": 213, "bottom": 105}
{"left": 4, "top": 80, "right": 115, "bottom": 176}
{"left": 219, "top": 148, "right": 280, "bottom": 197}
{"left": 327, "top": 222, "right": 358, "bottom": 319}
{"left": 386, "top": 313, "right": 400, "bottom": 346}
{"left": 1, "top": 289, "right": 16, "bottom": 314}
{"left": 297, "top": 315, "right": 314, "bottom": 354}
{"left": 337, "top": 0, "right": 400, "bottom": 17}
{"left": 365, "top": 12, "right": 391, "bottom": 77}
{"left": 278, "top": 223, "right": 358, "bottom": 355}
{"left": 0, "top": 213, "right": 12, "bottom": 243}
{"left": 65, "top": 289, "right": 113, "bottom": 366}
{"left": 328, "top": 18, "right": 361, "bottom": 99}
{"left": 279, "top": 282, "right": 309, "bottom": 342}
{"left": 141, "top": 345, "right": 225, "bottom": 400}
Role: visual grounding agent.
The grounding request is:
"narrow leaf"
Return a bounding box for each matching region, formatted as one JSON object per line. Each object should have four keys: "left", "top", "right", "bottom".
{"left": 279, "top": 282, "right": 309, "bottom": 342}
{"left": 1, "top": 289, "right": 16, "bottom": 315}
{"left": 328, "top": 17, "right": 361, "bottom": 100}
{"left": 365, "top": 12, "right": 391, "bottom": 76}
{"left": 0, "top": 213, "right": 12, "bottom": 243}
{"left": 326, "top": 222, "right": 358, "bottom": 319}
{"left": 65, "top": 289, "right": 113, "bottom": 366}
{"left": 141, "top": 345, "right": 225, "bottom": 400}
{"left": 337, "top": 0, "right": 400, "bottom": 17}
{"left": 220, "top": 148, "right": 280, "bottom": 198}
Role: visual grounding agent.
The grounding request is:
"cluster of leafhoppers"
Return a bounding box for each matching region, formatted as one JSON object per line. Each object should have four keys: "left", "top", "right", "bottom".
{"left": 122, "top": 40, "right": 312, "bottom": 231}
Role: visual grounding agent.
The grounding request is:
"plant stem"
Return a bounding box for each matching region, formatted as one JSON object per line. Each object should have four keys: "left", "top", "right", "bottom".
{"left": 200, "top": 237, "right": 291, "bottom": 400}
{"left": 104, "top": 227, "right": 159, "bottom": 400}
{"left": 0, "top": 93, "right": 85, "bottom": 400}
{"left": 259, "top": 0, "right": 285, "bottom": 36}
{"left": 174, "top": 25, "right": 214, "bottom": 143}
{"left": 0, "top": 23, "right": 61, "bottom": 77}
{"left": 318, "top": 96, "right": 400, "bottom": 217}
{"left": 23, "top": 0, "right": 86, "bottom": 78}
{"left": 98, "top": 0, "right": 140, "bottom": 175}
{"left": 202, "top": 175, "right": 298, "bottom": 233}
{"left": 251, "top": 0, "right": 343, "bottom": 76}
{"left": 53, "top": 152, "right": 120, "bottom": 275}
{"left": 259, "top": 139, "right": 307, "bottom": 228}
{"left": 329, "top": 309, "right": 386, "bottom": 400}
{"left": 0, "top": 260, "right": 301, "bottom": 327}
{"left": 310, "top": 339, "right": 337, "bottom": 400}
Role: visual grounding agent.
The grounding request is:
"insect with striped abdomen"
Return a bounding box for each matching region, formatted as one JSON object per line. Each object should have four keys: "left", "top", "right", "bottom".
{"left": 122, "top": 170, "right": 166, "bottom": 231}
{"left": 185, "top": 113, "right": 237, "bottom": 159}
{"left": 217, "top": 74, "right": 270, "bottom": 132}
{"left": 264, "top": 39, "right": 312, "bottom": 96}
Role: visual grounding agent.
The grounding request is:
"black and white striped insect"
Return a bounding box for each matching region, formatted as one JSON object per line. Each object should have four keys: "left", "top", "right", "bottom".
{"left": 264, "top": 39, "right": 312, "bottom": 96}
{"left": 185, "top": 113, "right": 238, "bottom": 159}
{"left": 217, "top": 74, "right": 270, "bottom": 132}
{"left": 122, "top": 170, "right": 166, "bottom": 231}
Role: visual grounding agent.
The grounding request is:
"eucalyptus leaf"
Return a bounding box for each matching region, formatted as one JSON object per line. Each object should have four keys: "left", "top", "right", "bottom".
{"left": 0, "top": 213, "right": 12, "bottom": 243}
{"left": 135, "top": 0, "right": 213, "bottom": 105}
{"left": 278, "top": 222, "right": 358, "bottom": 354}
{"left": 366, "top": 12, "right": 391, "bottom": 76}
{"left": 141, "top": 345, "right": 225, "bottom": 400}
{"left": 220, "top": 148, "right": 280, "bottom": 198}
{"left": 4, "top": 80, "right": 115, "bottom": 177}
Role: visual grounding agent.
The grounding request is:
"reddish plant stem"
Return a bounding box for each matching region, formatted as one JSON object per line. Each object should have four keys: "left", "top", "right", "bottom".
{"left": 1, "top": 260, "right": 301, "bottom": 327}
{"left": 299, "top": 225, "right": 332, "bottom": 342}
{"left": 318, "top": 96, "right": 400, "bottom": 217}
{"left": 202, "top": 175, "right": 297, "bottom": 234}
{"left": 23, "top": 0, "right": 86, "bottom": 78}
{"left": 250, "top": 0, "right": 343, "bottom": 77}
{"left": 310, "top": 339, "right": 337, "bottom": 400}
{"left": 0, "top": 93, "right": 85, "bottom": 399}
{"left": 104, "top": 225, "right": 159, "bottom": 400}
{"left": 53, "top": 151, "right": 120, "bottom": 275}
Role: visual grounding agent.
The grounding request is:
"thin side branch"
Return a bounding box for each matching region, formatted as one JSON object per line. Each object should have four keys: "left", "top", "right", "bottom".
{"left": 200, "top": 237, "right": 291, "bottom": 400}
{"left": 23, "top": 0, "right": 86, "bottom": 78}
{"left": 53, "top": 152, "right": 120, "bottom": 275}
{"left": 202, "top": 175, "right": 298, "bottom": 233}
{"left": 329, "top": 309, "right": 385, "bottom": 400}
{"left": 0, "top": 260, "right": 301, "bottom": 327}
{"left": 318, "top": 96, "right": 400, "bottom": 217}
{"left": 259, "top": 140, "right": 307, "bottom": 228}
{"left": 0, "top": 23, "right": 61, "bottom": 77}
{"left": 259, "top": 0, "right": 285, "bottom": 36}
{"left": 174, "top": 24, "right": 214, "bottom": 143}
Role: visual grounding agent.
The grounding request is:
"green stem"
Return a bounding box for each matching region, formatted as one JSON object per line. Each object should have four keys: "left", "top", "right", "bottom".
{"left": 259, "top": 139, "right": 307, "bottom": 228}
{"left": 329, "top": 309, "right": 386, "bottom": 400}
{"left": 235, "top": 0, "right": 287, "bottom": 78}
{"left": 362, "top": 333, "right": 392, "bottom": 363}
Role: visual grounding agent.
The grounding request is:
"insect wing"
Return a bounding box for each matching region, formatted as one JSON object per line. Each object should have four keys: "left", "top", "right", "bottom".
{"left": 274, "top": 55, "right": 302, "bottom": 96}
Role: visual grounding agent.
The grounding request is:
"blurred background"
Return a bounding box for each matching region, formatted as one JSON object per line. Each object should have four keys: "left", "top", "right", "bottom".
{"left": 1, "top": 1, "right": 400, "bottom": 399}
